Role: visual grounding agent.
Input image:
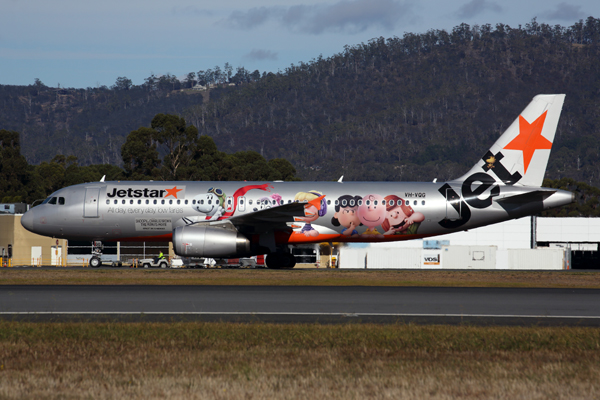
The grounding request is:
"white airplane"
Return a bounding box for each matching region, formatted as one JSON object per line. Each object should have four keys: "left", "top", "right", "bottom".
{"left": 21, "top": 94, "right": 574, "bottom": 268}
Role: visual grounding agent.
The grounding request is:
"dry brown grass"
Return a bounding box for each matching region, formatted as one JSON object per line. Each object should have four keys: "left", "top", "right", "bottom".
{"left": 0, "top": 323, "right": 598, "bottom": 399}
{"left": 1, "top": 268, "right": 600, "bottom": 288}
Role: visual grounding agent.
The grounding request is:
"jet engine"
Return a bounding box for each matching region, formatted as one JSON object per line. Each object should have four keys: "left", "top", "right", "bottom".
{"left": 172, "top": 223, "right": 251, "bottom": 258}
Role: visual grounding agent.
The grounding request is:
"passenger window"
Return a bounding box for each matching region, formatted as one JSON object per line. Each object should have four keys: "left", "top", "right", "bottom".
{"left": 106, "top": 200, "right": 110, "bottom": 205}
{"left": 382, "top": 200, "right": 386, "bottom": 205}
{"left": 153, "top": 200, "right": 157, "bottom": 205}
{"left": 389, "top": 200, "right": 395, "bottom": 206}
{"left": 200, "top": 200, "right": 204, "bottom": 205}
{"left": 145, "top": 199, "right": 149, "bottom": 205}
{"left": 130, "top": 200, "right": 134, "bottom": 205}
{"left": 366, "top": 200, "right": 371, "bottom": 206}
{"left": 161, "top": 200, "right": 165, "bottom": 205}
{"left": 358, "top": 200, "right": 363, "bottom": 206}
{"left": 349, "top": 199, "right": 355, "bottom": 206}
{"left": 335, "top": 200, "right": 339, "bottom": 206}
{"left": 327, "top": 200, "right": 331, "bottom": 205}
{"left": 422, "top": 200, "right": 425, "bottom": 206}
{"left": 114, "top": 200, "right": 117, "bottom": 205}
{"left": 249, "top": 200, "right": 253, "bottom": 205}
{"left": 177, "top": 200, "right": 180, "bottom": 205}
{"left": 240, "top": 199, "right": 244, "bottom": 205}
{"left": 169, "top": 200, "right": 173, "bottom": 205}
{"left": 122, "top": 200, "right": 126, "bottom": 204}
{"left": 192, "top": 200, "right": 196, "bottom": 205}
{"left": 184, "top": 200, "right": 188, "bottom": 205}
{"left": 342, "top": 199, "right": 347, "bottom": 206}
{"left": 280, "top": 200, "right": 284, "bottom": 205}
{"left": 138, "top": 200, "right": 141, "bottom": 205}
{"left": 413, "top": 200, "right": 417, "bottom": 206}
{"left": 374, "top": 200, "right": 378, "bottom": 205}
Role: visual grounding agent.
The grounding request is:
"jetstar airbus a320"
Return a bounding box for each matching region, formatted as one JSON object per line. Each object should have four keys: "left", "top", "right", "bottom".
{"left": 21, "top": 94, "right": 574, "bottom": 268}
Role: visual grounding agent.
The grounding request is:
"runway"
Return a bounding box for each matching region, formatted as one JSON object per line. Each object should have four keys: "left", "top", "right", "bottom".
{"left": 1, "top": 285, "right": 600, "bottom": 325}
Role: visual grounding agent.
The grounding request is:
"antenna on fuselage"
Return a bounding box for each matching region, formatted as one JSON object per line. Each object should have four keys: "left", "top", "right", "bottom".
{"left": 337, "top": 175, "right": 344, "bottom": 183}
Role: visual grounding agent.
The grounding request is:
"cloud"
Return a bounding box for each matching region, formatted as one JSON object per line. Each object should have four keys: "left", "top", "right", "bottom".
{"left": 226, "top": 6, "right": 282, "bottom": 30}
{"left": 541, "top": 2, "right": 585, "bottom": 22}
{"left": 456, "top": 0, "right": 502, "bottom": 19}
{"left": 243, "top": 49, "right": 278, "bottom": 61}
{"left": 223, "top": 0, "right": 412, "bottom": 34}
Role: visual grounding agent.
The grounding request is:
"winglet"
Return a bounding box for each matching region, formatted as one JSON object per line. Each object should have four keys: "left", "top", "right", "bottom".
{"left": 100, "top": 175, "right": 106, "bottom": 182}
{"left": 338, "top": 175, "right": 344, "bottom": 183}
{"left": 308, "top": 195, "right": 326, "bottom": 211}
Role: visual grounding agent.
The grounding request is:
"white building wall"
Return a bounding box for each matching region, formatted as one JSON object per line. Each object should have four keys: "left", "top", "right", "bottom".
{"left": 537, "top": 218, "right": 600, "bottom": 243}
{"left": 441, "top": 246, "right": 496, "bottom": 269}
{"left": 506, "top": 248, "right": 567, "bottom": 270}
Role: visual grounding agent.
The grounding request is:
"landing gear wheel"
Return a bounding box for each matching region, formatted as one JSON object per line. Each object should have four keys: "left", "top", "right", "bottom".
{"left": 89, "top": 256, "right": 101, "bottom": 268}
{"left": 266, "top": 252, "right": 297, "bottom": 269}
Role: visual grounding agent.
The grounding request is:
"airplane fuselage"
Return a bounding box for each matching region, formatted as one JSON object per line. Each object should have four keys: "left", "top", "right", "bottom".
{"left": 21, "top": 179, "right": 573, "bottom": 245}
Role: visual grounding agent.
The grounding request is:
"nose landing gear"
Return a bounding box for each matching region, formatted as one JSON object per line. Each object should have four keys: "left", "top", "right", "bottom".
{"left": 89, "top": 241, "right": 103, "bottom": 268}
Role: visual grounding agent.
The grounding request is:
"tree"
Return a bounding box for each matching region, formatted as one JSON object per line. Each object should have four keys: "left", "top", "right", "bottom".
{"left": 184, "top": 72, "right": 196, "bottom": 88}
{"left": 150, "top": 114, "right": 198, "bottom": 180}
{"left": 113, "top": 76, "right": 133, "bottom": 91}
{"left": 121, "top": 127, "right": 160, "bottom": 179}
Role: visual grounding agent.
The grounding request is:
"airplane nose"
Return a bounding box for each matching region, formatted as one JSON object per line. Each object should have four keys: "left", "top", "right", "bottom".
{"left": 21, "top": 211, "right": 34, "bottom": 232}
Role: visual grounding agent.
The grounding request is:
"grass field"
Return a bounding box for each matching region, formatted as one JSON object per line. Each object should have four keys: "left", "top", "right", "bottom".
{"left": 2, "top": 269, "right": 598, "bottom": 398}
{"left": 0, "top": 322, "right": 598, "bottom": 399}
{"left": 1, "top": 268, "right": 600, "bottom": 288}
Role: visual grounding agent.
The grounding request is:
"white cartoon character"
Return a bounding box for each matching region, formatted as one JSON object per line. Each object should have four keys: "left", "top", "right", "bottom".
{"left": 193, "top": 187, "right": 226, "bottom": 221}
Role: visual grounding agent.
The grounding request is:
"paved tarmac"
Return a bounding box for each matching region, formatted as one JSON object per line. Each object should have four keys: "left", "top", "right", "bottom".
{"left": 1, "top": 285, "right": 600, "bottom": 325}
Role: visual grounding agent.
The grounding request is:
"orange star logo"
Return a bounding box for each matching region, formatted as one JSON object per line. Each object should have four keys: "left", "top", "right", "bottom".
{"left": 503, "top": 111, "right": 551, "bottom": 173}
{"left": 165, "top": 186, "right": 182, "bottom": 199}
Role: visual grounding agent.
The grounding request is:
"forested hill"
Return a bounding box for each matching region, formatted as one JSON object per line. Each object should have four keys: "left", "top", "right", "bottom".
{"left": 0, "top": 78, "right": 206, "bottom": 166}
{"left": 186, "top": 17, "right": 600, "bottom": 184}
{"left": 2, "top": 17, "right": 600, "bottom": 185}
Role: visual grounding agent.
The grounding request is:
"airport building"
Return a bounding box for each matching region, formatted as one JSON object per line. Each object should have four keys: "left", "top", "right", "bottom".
{"left": 338, "top": 217, "right": 600, "bottom": 269}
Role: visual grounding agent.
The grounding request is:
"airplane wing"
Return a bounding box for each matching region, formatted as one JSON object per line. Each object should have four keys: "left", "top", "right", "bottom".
{"left": 228, "top": 202, "right": 307, "bottom": 234}
{"left": 180, "top": 195, "right": 326, "bottom": 235}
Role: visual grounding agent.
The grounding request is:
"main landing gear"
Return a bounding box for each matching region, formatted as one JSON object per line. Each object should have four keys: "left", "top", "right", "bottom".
{"left": 265, "top": 251, "right": 297, "bottom": 269}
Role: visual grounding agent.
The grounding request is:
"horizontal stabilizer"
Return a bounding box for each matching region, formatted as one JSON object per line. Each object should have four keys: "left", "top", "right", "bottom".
{"left": 495, "top": 190, "right": 556, "bottom": 205}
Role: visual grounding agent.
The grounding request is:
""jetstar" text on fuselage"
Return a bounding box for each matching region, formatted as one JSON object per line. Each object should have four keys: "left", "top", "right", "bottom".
{"left": 107, "top": 188, "right": 167, "bottom": 198}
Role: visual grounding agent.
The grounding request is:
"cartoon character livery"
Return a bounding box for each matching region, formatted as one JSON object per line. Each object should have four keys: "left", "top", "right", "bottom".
{"left": 22, "top": 95, "right": 574, "bottom": 269}
{"left": 293, "top": 191, "right": 327, "bottom": 237}
{"left": 381, "top": 195, "right": 425, "bottom": 235}
{"left": 193, "top": 187, "right": 226, "bottom": 221}
{"left": 331, "top": 195, "right": 362, "bottom": 237}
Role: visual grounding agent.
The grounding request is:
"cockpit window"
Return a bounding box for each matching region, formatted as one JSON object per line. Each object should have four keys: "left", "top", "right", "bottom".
{"left": 48, "top": 197, "right": 57, "bottom": 205}
{"left": 58, "top": 197, "right": 65, "bottom": 205}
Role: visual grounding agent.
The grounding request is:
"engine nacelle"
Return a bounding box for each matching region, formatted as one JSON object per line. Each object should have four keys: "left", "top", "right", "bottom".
{"left": 172, "top": 224, "right": 251, "bottom": 258}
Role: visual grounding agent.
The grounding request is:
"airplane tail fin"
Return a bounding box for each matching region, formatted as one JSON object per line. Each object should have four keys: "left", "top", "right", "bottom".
{"left": 457, "top": 94, "right": 565, "bottom": 187}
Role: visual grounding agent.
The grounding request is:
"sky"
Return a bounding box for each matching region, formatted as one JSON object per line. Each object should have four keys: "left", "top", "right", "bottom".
{"left": 1, "top": 0, "right": 598, "bottom": 89}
